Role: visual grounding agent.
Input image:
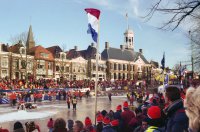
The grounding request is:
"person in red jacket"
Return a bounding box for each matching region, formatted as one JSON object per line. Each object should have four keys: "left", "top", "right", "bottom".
{"left": 121, "top": 101, "right": 135, "bottom": 132}
{"left": 47, "top": 118, "right": 54, "bottom": 132}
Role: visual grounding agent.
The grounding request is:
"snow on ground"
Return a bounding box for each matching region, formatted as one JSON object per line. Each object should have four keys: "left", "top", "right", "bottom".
{"left": 0, "top": 110, "right": 58, "bottom": 123}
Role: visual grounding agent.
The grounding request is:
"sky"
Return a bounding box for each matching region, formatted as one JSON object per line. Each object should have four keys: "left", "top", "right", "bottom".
{"left": 0, "top": 0, "right": 191, "bottom": 68}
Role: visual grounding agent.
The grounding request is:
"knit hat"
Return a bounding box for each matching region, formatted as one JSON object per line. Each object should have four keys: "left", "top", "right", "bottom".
{"left": 110, "top": 119, "right": 119, "bottom": 126}
{"left": 123, "top": 101, "right": 129, "bottom": 109}
{"left": 96, "top": 114, "right": 103, "bottom": 123}
{"left": 14, "top": 121, "right": 24, "bottom": 130}
{"left": 116, "top": 105, "right": 122, "bottom": 111}
{"left": 147, "top": 106, "right": 161, "bottom": 119}
{"left": 103, "top": 116, "right": 110, "bottom": 125}
{"left": 85, "top": 117, "right": 92, "bottom": 126}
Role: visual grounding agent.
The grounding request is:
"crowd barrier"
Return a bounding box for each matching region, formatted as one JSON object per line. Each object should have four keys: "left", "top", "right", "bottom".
{"left": 0, "top": 87, "right": 90, "bottom": 93}
{"left": 0, "top": 87, "right": 90, "bottom": 104}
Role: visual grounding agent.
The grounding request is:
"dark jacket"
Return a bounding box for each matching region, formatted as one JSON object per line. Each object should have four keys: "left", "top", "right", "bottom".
{"left": 102, "top": 125, "right": 116, "bottom": 132}
{"left": 164, "top": 99, "right": 188, "bottom": 132}
{"left": 121, "top": 109, "right": 135, "bottom": 132}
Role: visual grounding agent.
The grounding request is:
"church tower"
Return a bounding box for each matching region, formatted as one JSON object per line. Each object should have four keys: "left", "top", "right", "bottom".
{"left": 124, "top": 28, "right": 134, "bottom": 50}
{"left": 26, "top": 25, "right": 35, "bottom": 50}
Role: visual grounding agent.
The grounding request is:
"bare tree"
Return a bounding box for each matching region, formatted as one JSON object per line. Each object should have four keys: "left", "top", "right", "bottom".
{"left": 145, "top": 0, "right": 200, "bottom": 30}
{"left": 10, "top": 32, "right": 28, "bottom": 45}
{"left": 189, "top": 19, "right": 200, "bottom": 73}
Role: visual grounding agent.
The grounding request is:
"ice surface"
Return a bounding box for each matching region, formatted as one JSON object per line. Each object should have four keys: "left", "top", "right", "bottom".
{"left": 0, "top": 110, "right": 58, "bottom": 123}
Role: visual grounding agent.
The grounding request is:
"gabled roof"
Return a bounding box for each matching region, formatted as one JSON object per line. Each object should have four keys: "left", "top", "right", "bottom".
{"left": 29, "top": 45, "right": 54, "bottom": 61}
{"left": 101, "top": 47, "right": 149, "bottom": 64}
{"left": 46, "top": 45, "right": 63, "bottom": 58}
{"left": 8, "top": 41, "right": 24, "bottom": 54}
{"left": 150, "top": 60, "right": 159, "bottom": 68}
{"left": 66, "top": 49, "right": 82, "bottom": 59}
{"left": 66, "top": 45, "right": 96, "bottom": 60}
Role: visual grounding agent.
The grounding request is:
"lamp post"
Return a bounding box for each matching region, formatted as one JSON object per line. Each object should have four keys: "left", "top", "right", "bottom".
{"left": 189, "top": 31, "right": 194, "bottom": 79}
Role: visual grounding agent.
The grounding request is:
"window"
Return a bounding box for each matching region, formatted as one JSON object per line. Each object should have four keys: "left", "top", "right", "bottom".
{"left": 1, "top": 57, "right": 8, "bottom": 67}
{"left": 37, "top": 60, "right": 45, "bottom": 69}
{"left": 20, "top": 47, "right": 26, "bottom": 54}
{"left": 66, "top": 67, "right": 69, "bottom": 72}
{"left": 1, "top": 70, "right": 7, "bottom": 76}
{"left": 60, "top": 52, "right": 66, "bottom": 59}
{"left": 56, "top": 66, "right": 59, "bottom": 71}
{"left": 48, "top": 62, "right": 52, "bottom": 69}
{"left": 40, "top": 53, "right": 48, "bottom": 58}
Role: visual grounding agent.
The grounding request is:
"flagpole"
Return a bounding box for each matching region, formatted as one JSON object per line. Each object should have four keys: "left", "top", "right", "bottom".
{"left": 94, "top": 17, "right": 100, "bottom": 125}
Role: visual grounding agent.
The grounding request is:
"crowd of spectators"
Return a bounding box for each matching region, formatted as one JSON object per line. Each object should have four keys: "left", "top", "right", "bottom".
{"left": 1, "top": 84, "right": 200, "bottom": 132}
{"left": 0, "top": 78, "right": 137, "bottom": 91}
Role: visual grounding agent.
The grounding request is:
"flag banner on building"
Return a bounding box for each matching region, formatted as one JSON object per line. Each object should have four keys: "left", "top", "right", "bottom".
{"left": 161, "top": 52, "right": 165, "bottom": 70}
{"left": 85, "top": 8, "right": 100, "bottom": 43}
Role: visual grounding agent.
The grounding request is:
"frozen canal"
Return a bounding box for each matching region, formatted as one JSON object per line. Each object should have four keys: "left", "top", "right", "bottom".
{"left": 0, "top": 96, "right": 128, "bottom": 131}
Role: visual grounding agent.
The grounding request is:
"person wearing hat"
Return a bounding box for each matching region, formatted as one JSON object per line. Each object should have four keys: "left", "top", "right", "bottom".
{"left": 129, "top": 108, "right": 146, "bottom": 131}
{"left": 121, "top": 101, "right": 135, "bottom": 132}
{"left": 102, "top": 116, "right": 116, "bottom": 132}
{"left": 110, "top": 119, "right": 119, "bottom": 132}
{"left": 96, "top": 114, "right": 103, "bottom": 132}
{"left": 84, "top": 117, "right": 95, "bottom": 132}
{"left": 145, "top": 106, "right": 163, "bottom": 132}
{"left": 113, "top": 105, "right": 122, "bottom": 132}
{"left": 13, "top": 121, "right": 25, "bottom": 132}
{"left": 164, "top": 86, "right": 188, "bottom": 132}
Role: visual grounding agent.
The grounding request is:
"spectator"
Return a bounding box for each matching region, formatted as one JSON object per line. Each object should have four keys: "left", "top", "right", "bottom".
{"left": 102, "top": 116, "right": 116, "bottom": 132}
{"left": 164, "top": 86, "right": 188, "bottom": 132}
{"left": 146, "top": 106, "right": 163, "bottom": 132}
{"left": 134, "top": 118, "right": 148, "bottom": 132}
{"left": 0, "top": 127, "right": 9, "bottom": 132}
{"left": 73, "top": 120, "right": 84, "bottom": 132}
{"left": 53, "top": 118, "right": 68, "bottom": 132}
{"left": 113, "top": 105, "right": 122, "bottom": 131}
{"left": 121, "top": 101, "right": 135, "bottom": 132}
{"left": 25, "top": 121, "right": 40, "bottom": 132}
{"left": 13, "top": 121, "right": 25, "bottom": 132}
{"left": 47, "top": 118, "right": 54, "bottom": 132}
{"left": 129, "top": 108, "right": 146, "bottom": 131}
{"left": 96, "top": 114, "right": 103, "bottom": 132}
{"left": 67, "top": 119, "right": 74, "bottom": 132}
{"left": 110, "top": 119, "right": 119, "bottom": 132}
{"left": 84, "top": 117, "right": 95, "bottom": 132}
{"left": 185, "top": 87, "right": 200, "bottom": 132}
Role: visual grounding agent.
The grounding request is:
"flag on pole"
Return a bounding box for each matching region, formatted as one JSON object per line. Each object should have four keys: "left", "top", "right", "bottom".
{"left": 85, "top": 8, "right": 100, "bottom": 43}
{"left": 161, "top": 52, "right": 165, "bottom": 70}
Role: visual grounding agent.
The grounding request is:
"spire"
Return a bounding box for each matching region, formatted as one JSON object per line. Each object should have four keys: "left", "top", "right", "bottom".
{"left": 26, "top": 25, "right": 35, "bottom": 50}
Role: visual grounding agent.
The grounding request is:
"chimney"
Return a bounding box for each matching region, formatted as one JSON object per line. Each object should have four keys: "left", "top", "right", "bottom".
{"left": 105, "top": 42, "right": 109, "bottom": 49}
{"left": 91, "top": 43, "right": 94, "bottom": 47}
{"left": 74, "top": 46, "right": 78, "bottom": 51}
{"left": 139, "top": 49, "right": 143, "bottom": 54}
{"left": 120, "top": 45, "right": 125, "bottom": 50}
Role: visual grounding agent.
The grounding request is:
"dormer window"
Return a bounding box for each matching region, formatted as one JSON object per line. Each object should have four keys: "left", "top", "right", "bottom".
{"left": 20, "top": 47, "right": 26, "bottom": 54}
{"left": 60, "top": 52, "right": 66, "bottom": 59}
{"left": 40, "top": 52, "right": 48, "bottom": 58}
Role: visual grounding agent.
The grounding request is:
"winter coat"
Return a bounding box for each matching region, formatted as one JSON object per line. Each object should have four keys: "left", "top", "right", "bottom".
{"left": 113, "top": 111, "right": 123, "bottom": 131}
{"left": 145, "top": 126, "right": 163, "bottom": 132}
{"left": 164, "top": 99, "right": 188, "bottom": 132}
{"left": 121, "top": 109, "right": 135, "bottom": 132}
{"left": 102, "top": 125, "right": 116, "bottom": 132}
{"left": 47, "top": 120, "right": 54, "bottom": 129}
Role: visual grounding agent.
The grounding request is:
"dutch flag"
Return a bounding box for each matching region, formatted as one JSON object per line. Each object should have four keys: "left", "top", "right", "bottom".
{"left": 85, "top": 8, "right": 100, "bottom": 43}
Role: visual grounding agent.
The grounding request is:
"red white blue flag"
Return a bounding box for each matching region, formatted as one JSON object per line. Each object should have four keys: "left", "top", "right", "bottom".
{"left": 85, "top": 8, "right": 100, "bottom": 43}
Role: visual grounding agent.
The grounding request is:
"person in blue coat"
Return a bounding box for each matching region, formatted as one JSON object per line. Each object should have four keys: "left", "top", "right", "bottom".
{"left": 164, "top": 86, "right": 188, "bottom": 132}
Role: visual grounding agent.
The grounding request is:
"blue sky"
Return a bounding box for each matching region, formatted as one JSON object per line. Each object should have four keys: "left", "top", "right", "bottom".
{"left": 0, "top": 0, "right": 191, "bottom": 68}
